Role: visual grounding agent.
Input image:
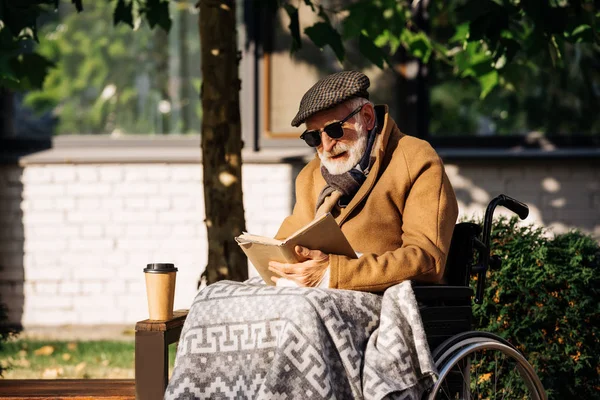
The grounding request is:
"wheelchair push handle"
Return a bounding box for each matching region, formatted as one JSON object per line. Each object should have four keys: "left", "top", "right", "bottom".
{"left": 498, "top": 194, "right": 529, "bottom": 220}
{"left": 482, "top": 194, "right": 529, "bottom": 247}
{"left": 474, "top": 194, "right": 529, "bottom": 304}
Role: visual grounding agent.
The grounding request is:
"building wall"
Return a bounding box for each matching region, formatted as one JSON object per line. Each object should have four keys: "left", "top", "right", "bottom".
{"left": 0, "top": 157, "right": 598, "bottom": 326}
{"left": 0, "top": 162, "right": 295, "bottom": 326}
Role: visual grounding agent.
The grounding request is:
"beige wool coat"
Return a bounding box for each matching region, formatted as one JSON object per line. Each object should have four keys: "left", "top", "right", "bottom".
{"left": 275, "top": 105, "right": 459, "bottom": 293}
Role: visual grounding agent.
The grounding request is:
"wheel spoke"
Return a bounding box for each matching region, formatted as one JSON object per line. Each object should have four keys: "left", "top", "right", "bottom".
{"left": 494, "top": 350, "right": 499, "bottom": 399}
{"left": 432, "top": 341, "right": 544, "bottom": 400}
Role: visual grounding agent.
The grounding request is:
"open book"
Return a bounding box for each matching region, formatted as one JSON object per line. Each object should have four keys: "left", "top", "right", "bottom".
{"left": 235, "top": 213, "right": 356, "bottom": 285}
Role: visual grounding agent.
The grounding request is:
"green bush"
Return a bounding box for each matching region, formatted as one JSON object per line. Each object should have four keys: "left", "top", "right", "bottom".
{"left": 471, "top": 217, "right": 600, "bottom": 399}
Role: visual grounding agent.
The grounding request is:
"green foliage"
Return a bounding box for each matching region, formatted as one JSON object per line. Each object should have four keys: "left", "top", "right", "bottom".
{"left": 292, "top": 0, "right": 599, "bottom": 99}
{"left": 21, "top": 0, "right": 200, "bottom": 134}
{"left": 3, "top": 0, "right": 599, "bottom": 104}
{"left": 429, "top": 1, "right": 600, "bottom": 136}
{"left": 0, "top": 0, "right": 171, "bottom": 90}
{"left": 2, "top": 0, "right": 598, "bottom": 135}
{"left": 471, "top": 217, "right": 600, "bottom": 398}
{"left": 304, "top": 21, "right": 345, "bottom": 62}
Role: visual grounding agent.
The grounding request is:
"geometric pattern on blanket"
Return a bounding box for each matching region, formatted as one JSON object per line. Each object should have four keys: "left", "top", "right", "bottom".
{"left": 165, "top": 278, "right": 437, "bottom": 400}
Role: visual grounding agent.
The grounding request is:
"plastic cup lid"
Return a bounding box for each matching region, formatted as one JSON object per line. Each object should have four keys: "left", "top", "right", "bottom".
{"left": 144, "top": 263, "right": 178, "bottom": 273}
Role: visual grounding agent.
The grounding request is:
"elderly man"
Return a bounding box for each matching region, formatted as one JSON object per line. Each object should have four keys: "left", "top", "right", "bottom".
{"left": 166, "top": 71, "right": 458, "bottom": 400}
{"left": 269, "top": 70, "right": 458, "bottom": 291}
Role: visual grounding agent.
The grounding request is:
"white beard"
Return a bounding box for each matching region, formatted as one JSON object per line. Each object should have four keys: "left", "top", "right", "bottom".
{"left": 318, "top": 121, "right": 368, "bottom": 175}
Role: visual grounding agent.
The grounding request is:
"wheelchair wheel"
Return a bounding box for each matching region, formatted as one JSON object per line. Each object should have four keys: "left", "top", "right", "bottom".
{"left": 426, "top": 335, "right": 546, "bottom": 400}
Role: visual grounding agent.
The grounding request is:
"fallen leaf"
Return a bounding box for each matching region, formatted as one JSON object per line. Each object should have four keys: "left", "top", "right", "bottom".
{"left": 67, "top": 342, "right": 78, "bottom": 351}
{"left": 62, "top": 353, "right": 72, "bottom": 361}
{"left": 18, "top": 350, "right": 27, "bottom": 358}
{"left": 121, "top": 328, "right": 135, "bottom": 336}
{"left": 17, "top": 358, "right": 31, "bottom": 368}
{"left": 75, "top": 361, "right": 87, "bottom": 373}
{"left": 42, "top": 367, "right": 63, "bottom": 379}
{"left": 34, "top": 345, "right": 54, "bottom": 356}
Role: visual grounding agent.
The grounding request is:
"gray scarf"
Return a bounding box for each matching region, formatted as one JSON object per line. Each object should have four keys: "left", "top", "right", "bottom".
{"left": 315, "top": 120, "right": 378, "bottom": 213}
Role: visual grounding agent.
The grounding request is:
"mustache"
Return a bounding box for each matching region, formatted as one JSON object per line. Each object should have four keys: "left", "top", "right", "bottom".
{"left": 321, "top": 143, "right": 351, "bottom": 158}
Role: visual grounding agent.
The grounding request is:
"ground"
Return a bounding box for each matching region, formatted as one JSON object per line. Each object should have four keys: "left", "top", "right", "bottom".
{"left": 0, "top": 325, "right": 176, "bottom": 379}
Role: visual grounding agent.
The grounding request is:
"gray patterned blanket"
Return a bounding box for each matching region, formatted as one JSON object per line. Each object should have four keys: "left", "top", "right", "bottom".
{"left": 165, "top": 279, "right": 436, "bottom": 400}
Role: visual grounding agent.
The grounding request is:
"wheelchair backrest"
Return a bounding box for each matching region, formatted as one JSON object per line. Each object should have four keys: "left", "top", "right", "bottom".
{"left": 442, "top": 223, "right": 481, "bottom": 287}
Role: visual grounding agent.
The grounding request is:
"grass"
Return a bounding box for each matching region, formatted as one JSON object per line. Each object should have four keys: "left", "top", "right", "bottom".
{"left": 0, "top": 339, "right": 177, "bottom": 379}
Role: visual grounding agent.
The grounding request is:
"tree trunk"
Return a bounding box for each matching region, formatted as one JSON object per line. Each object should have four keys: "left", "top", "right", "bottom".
{"left": 198, "top": 0, "right": 248, "bottom": 285}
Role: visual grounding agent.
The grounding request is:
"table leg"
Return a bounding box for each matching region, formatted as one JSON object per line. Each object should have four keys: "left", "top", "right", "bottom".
{"left": 135, "top": 330, "right": 168, "bottom": 400}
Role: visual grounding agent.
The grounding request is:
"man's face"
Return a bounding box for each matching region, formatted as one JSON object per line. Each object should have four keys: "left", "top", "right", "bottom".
{"left": 305, "top": 102, "right": 371, "bottom": 175}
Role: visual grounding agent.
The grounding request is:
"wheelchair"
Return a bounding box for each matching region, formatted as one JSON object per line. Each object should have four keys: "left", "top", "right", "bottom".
{"left": 134, "top": 194, "right": 547, "bottom": 400}
{"left": 414, "top": 194, "right": 547, "bottom": 400}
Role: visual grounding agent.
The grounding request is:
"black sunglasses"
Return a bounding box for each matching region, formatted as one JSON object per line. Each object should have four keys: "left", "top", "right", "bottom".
{"left": 300, "top": 104, "right": 365, "bottom": 147}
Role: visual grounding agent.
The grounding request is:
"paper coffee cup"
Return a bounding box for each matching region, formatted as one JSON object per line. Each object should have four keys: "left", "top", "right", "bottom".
{"left": 144, "top": 263, "right": 178, "bottom": 320}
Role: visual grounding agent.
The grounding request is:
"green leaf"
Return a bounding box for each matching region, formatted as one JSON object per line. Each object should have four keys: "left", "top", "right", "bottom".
{"left": 2, "top": 2, "right": 39, "bottom": 38}
{"left": 8, "top": 53, "right": 55, "bottom": 90}
{"left": 431, "top": 40, "right": 449, "bottom": 59}
{"left": 342, "top": 5, "right": 366, "bottom": 40}
{"left": 358, "top": 33, "right": 388, "bottom": 69}
{"left": 450, "top": 23, "right": 470, "bottom": 44}
{"left": 374, "top": 30, "right": 401, "bottom": 54}
{"left": 478, "top": 69, "right": 498, "bottom": 98}
{"left": 0, "top": 26, "right": 19, "bottom": 54}
{"left": 548, "top": 34, "right": 563, "bottom": 67}
{"left": 114, "top": 0, "right": 134, "bottom": 28}
{"left": 0, "top": 54, "right": 20, "bottom": 89}
{"left": 304, "top": 22, "right": 345, "bottom": 62}
{"left": 401, "top": 30, "right": 433, "bottom": 63}
{"left": 284, "top": 4, "right": 302, "bottom": 53}
{"left": 145, "top": 0, "right": 172, "bottom": 32}
{"left": 564, "top": 24, "right": 593, "bottom": 43}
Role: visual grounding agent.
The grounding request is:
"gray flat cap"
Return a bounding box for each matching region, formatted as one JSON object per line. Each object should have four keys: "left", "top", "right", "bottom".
{"left": 291, "top": 71, "right": 370, "bottom": 127}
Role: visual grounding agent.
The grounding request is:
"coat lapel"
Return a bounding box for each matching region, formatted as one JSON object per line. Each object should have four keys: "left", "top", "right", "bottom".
{"left": 336, "top": 105, "right": 392, "bottom": 226}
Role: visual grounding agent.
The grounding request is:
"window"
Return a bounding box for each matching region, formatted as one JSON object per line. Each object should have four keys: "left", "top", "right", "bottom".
{"left": 7, "top": 0, "right": 202, "bottom": 137}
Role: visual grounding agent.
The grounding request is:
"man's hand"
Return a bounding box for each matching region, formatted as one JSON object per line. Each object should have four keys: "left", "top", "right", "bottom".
{"left": 268, "top": 245, "right": 329, "bottom": 287}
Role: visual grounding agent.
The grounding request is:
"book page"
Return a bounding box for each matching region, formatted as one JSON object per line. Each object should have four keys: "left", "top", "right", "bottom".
{"left": 236, "top": 233, "right": 282, "bottom": 246}
{"left": 235, "top": 213, "right": 356, "bottom": 285}
{"left": 237, "top": 242, "right": 297, "bottom": 285}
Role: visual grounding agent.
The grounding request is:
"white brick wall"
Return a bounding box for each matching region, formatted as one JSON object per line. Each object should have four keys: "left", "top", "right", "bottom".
{"left": 0, "top": 163, "right": 293, "bottom": 326}
{"left": 0, "top": 159, "right": 598, "bottom": 326}
{"left": 444, "top": 161, "right": 600, "bottom": 237}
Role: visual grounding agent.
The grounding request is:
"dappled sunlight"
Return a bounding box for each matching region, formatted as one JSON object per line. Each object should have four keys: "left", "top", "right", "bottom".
{"left": 446, "top": 162, "right": 599, "bottom": 240}
{"left": 542, "top": 177, "right": 560, "bottom": 193}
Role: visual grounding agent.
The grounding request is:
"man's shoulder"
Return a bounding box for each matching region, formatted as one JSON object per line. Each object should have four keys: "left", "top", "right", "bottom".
{"left": 389, "top": 130, "right": 441, "bottom": 167}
